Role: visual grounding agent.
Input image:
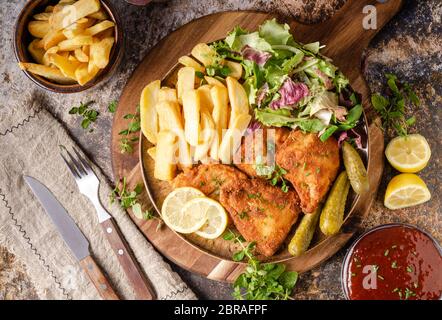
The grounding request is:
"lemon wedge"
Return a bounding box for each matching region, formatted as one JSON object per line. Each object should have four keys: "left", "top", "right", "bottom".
{"left": 161, "top": 187, "right": 206, "bottom": 233}
{"left": 385, "top": 134, "right": 431, "bottom": 173}
{"left": 384, "top": 173, "right": 431, "bottom": 210}
{"left": 188, "top": 198, "right": 228, "bottom": 239}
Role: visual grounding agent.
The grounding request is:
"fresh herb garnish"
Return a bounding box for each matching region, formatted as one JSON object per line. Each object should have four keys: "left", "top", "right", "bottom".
{"left": 110, "top": 177, "right": 162, "bottom": 227}
{"left": 118, "top": 105, "right": 141, "bottom": 153}
{"left": 254, "top": 159, "right": 289, "bottom": 193}
{"left": 371, "top": 73, "right": 421, "bottom": 136}
{"left": 391, "top": 261, "right": 398, "bottom": 269}
{"left": 108, "top": 100, "right": 118, "bottom": 113}
{"left": 406, "top": 265, "right": 414, "bottom": 273}
{"left": 69, "top": 101, "right": 99, "bottom": 130}
{"left": 232, "top": 240, "right": 298, "bottom": 300}
{"left": 384, "top": 249, "right": 389, "bottom": 257}
{"left": 404, "top": 288, "right": 416, "bottom": 300}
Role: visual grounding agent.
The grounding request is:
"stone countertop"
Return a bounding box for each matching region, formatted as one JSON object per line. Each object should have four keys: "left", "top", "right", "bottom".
{"left": 0, "top": 0, "right": 440, "bottom": 300}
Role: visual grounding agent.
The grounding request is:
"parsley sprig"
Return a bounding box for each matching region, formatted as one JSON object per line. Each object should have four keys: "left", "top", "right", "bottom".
{"left": 119, "top": 106, "right": 141, "bottom": 153}
{"left": 69, "top": 101, "right": 99, "bottom": 130}
{"left": 110, "top": 177, "right": 162, "bottom": 227}
{"left": 223, "top": 229, "right": 298, "bottom": 300}
{"left": 371, "top": 73, "right": 420, "bottom": 136}
{"left": 255, "top": 161, "right": 289, "bottom": 193}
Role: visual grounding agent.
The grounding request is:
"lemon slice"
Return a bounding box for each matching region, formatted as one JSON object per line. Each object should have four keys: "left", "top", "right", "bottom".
{"left": 161, "top": 187, "right": 206, "bottom": 233}
{"left": 384, "top": 173, "right": 431, "bottom": 210}
{"left": 385, "top": 134, "right": 431, "bottom": 173}
{"left": 189, "top": 198, "right": 228, "bottom": 239}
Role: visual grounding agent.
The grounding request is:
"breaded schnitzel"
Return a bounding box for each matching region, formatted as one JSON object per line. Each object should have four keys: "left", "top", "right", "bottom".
{"left": 276, "top": 130, "right": 340, "bottom": 213}
{"left": 220, "top": 177, "right": 301, "bottom": 257}
{"left": 172, "top": 164, "right": 247, "bottom": 199}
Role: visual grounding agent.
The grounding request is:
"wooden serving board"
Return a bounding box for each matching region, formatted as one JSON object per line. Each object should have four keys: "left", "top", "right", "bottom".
{"left": 111, "top": 0, "right": 403, "bottom": 282}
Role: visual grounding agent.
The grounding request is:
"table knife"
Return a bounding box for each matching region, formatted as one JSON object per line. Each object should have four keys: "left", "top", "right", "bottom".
{"left": 24, "top": 175, "right": 119, "bottom": 300}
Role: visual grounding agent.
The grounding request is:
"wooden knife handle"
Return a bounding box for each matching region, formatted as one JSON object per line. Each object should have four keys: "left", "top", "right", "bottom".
{"left": 101, "top": 218, "right": 156, "bottom": 300}
{"left": 79, "top": 255, "right": 119, "bottom": 300}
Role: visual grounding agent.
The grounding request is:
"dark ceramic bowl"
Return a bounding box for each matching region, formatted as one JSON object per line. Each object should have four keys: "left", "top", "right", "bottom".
{"left": 14, "top": 0, "right": 124, "bottom": 93}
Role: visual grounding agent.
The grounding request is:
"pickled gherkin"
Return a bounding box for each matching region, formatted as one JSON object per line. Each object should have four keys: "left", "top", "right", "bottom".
{"left": 342, "top": 141, "right": 369, "bottom": 195}
{"left": 320, "top": 171, "right": 350, "bottom": 236}
{"left": 288, "top": 207, "right": 321, "bottom": 257}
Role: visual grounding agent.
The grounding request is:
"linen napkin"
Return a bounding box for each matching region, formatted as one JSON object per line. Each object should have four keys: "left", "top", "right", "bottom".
{"left": 0, "top": 99, "right": 196, "bottom": 300}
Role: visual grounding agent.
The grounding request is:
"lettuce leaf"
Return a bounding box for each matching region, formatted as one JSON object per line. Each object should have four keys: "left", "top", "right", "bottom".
{"left": 258, "top": 18, "right": 292, "bottom": 45}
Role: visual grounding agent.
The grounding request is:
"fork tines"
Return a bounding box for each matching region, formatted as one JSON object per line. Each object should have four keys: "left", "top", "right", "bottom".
{"left": 59, "top": 145, "right": 92, "bottom": 179}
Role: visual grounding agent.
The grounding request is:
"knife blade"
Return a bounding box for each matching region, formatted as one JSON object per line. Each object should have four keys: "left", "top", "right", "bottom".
{"left": 24, "top": 175, "right": 119, "bottom": 300}
{"left": 24, "top": 175, "right": 89, "bottom": 261}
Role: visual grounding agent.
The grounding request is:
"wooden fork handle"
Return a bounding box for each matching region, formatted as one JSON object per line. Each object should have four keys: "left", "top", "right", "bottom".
{"left": 101, "top": 218, "right": 156, "bottom": 300}
{"left": 79, "top": 255, "right": 120, "bottom": 300}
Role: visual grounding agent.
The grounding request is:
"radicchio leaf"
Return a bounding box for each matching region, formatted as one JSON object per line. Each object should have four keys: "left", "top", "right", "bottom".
{"left": 270, "top": 78, "right": 309, "bottom": 109}
{"left": 315, "top": 69, "right": 333, "bottom": 90}
{"left": 245, "top": 120, "right": 262, "bottom": 136}
{"left": 241, "top": 45, "right": 272, "bottom": 67}
{"left": 256, "top": 83, "right": 269, "bottom": 107}
{"left": 337, "top": 129, "right": 363, "bottom": 149}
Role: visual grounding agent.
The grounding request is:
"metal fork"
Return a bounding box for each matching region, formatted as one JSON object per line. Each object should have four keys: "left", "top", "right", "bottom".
{"left": 60, "top": 146, "right": 156, "bottom": 300}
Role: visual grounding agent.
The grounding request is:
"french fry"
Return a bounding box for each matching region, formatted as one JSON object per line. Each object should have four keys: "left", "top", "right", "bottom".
{"left": 218, "top": 113, "right": 251, "bottom": 164}
{"left": 18, "top": 62, "right": 75, "bottom": 84}
{"left": 194, "top": 112, "right": 215, "bottom": 161}
{"left": 158, "top": 87, "right": 178, "bottom": 103}
{"left": 50, "top": 0, "right": 101, "bottom": 31}
{"left": 28, "top": 40, "right": 45, "bottom": 64}
{"left": 42, "top": 46, "right": 59, "bottom": 66}
{"left": 89, "top": 37, "right": 114, "bottom": 69}
{"left": 191, "top": 43, "right": 218, "bottom": 66}
{"left": 39, "top": 29, "right": 66, "bottom": 50}
{"left": 178, "top": 56, "right": 205, "bottom": 73}
{"left": 154, "top": 131, "right": 177, "bottom": 181}
{"left": 87, "top": 9, "right": 108, "bottom": 20}
{"left": 155, "top": 101, "right": 192, "bottom": 167}
{"left": 225, "top": 61, "right": 242, "bottom": 80}
{"left": 176, "top": 67, "right": 195, "bottom": 103}
{"left": 45, "top": 5, "right": 55, "bottom": 13}
{"left": 182, "top": 90, "right": 201, "bottom": 146}
{"left": 95, "top": 28, "right": 114, "bottom": 40}
{"left": 62, "top": 18, "right": 95, "bottom": 38}
{"left": 58, "top": 35, "right": 94, "bottom": 51}
{"left": 156, "top": 101, "right": 183, "bottom": 133}
{"left": 49, "top": 53, "right": 80, "bottom": 79}
{"left": 84, "top": 20, "right": 115, "bottom": 36}
{"left": 147, "top": 147, "right": 156, "bottom": 160}
{"left": 140, "top": 80, "right": 160, "bottom": 144}
{"left": 75, "top": 62, "right": 99, "bottom": 85}
{"left": 74, "top": 48, "right": 89, "bottom": 62}
{"left": 33, "top": 12, "right": 52, "bottom": 21}
{"left": 204, "top": 76, "right": 225, "bottom": 88}
{"left": 82, "top": 45, "right": 90, "bottom": 56}
{"left": 210, "top": 85, "right": 229, "bottom": 159}
{"left": 68, "top": 54, "right": 79, "bottom": 62}
{"left": 28, "top": 21, "right": 50, "bottom": 38}
{"left": 226, "top": 76, "right": 249, "bottom": 115}
{"left": 197, "top": 85, "right": 214, "bottom": 113}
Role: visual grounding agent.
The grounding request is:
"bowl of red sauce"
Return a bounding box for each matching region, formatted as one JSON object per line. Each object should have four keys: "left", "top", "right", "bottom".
{"left": 342, "top": 223, "right": 442, "bottom": 300}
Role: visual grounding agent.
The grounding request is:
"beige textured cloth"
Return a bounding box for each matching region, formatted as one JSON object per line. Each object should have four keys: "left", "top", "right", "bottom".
{"left": 0, "top": 101, "right": 196, "bottom": 300}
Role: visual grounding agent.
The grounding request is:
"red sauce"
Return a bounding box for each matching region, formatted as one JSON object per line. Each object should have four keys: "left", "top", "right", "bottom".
{"left": 344, "top": 224, "right": 442, "bottom": 300}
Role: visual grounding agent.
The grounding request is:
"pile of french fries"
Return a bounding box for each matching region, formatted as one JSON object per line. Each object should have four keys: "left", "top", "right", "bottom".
{"left": 19, "top": 0, "right": 115, "bottom": 86}
{"left": 140, "top": 43, "right": 252, "bottom": 181}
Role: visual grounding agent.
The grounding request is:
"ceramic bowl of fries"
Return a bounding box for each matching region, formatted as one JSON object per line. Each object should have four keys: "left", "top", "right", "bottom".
{"left": 14, "top": 0, "right": 123, "bottom": 93}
